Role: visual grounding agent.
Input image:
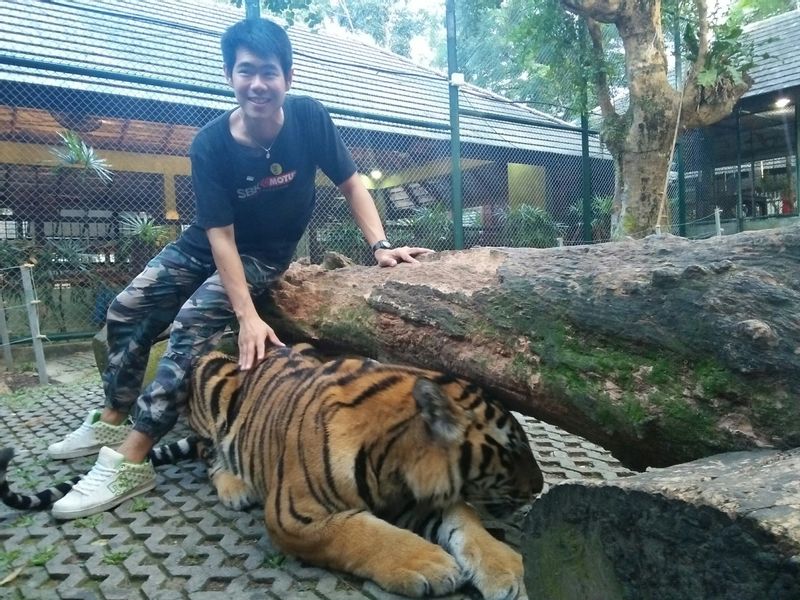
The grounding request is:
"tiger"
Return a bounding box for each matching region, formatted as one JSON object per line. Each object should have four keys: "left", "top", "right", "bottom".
{"left": 188, "top": 344, "right": 544, "bottom": 599}
{"left": 0, "top": 343, "right": 543, "bottom": 599}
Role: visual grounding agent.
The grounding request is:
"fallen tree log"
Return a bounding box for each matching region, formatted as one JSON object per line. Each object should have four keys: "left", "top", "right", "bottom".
{"left": 521, "top": 448, "right": 800, "bottom": 600}
{"left": 259, "top": 225, "right": 800, "bottom": 469}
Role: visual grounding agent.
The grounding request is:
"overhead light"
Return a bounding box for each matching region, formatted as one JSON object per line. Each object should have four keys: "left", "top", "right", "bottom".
{"left": 370, "top": 169, "right": 383, "bottom": 180}
{"left": 774, "top": 97, "right": 792, "bottom": 108}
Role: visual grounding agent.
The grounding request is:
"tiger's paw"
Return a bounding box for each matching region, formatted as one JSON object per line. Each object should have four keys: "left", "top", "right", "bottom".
{"left": 464, "top": 542, "right": 524, "bottom": 600}
{"left": 376, "top": 547, "right": 466, "bottom": 597}
{"left": 212, "top": 470, "right": 256, "bottom": 510}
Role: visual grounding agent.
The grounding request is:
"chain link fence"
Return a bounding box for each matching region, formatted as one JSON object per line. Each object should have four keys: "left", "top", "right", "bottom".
{"left": 0, "top": 14, "right": 796, "bottom": 343}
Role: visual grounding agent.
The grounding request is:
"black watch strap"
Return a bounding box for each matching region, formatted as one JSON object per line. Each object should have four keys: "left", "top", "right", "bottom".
{"left": 371, "top": 239, "right": 393, "bottom": 252}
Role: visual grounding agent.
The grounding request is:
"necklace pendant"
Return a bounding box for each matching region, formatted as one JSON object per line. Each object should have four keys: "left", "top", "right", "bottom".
{"left": 265, "top": 149, "right": 270, "bottom": 159}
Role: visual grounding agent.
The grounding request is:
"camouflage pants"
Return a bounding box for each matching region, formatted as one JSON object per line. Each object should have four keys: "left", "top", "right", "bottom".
{"left": 102, "top": 242, "right": 281, "bottom": 441}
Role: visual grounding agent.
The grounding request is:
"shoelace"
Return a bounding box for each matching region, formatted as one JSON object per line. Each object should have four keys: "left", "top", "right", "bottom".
{"left": 73, "top": 462, "right": 118, "bottom": 496}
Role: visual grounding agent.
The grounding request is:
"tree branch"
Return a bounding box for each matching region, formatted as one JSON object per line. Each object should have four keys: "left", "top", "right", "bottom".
{"left": 586, "top": 18, "right": 616, "bottom": 119}
{"left": 561, "top": 0, "right": 621, "bottom": 24}
{"left": 693, "top": 0, "right": 710, "bottom": 76}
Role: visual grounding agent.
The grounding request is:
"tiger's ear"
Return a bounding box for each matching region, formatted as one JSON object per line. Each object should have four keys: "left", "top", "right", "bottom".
{"left": 413, "top": 378, "right": 464, "bottom": 444}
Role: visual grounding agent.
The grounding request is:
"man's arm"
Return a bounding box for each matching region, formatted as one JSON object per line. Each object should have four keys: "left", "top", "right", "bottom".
{"left": 206, "top": 225, "right": 283, "bottom": 370}
{"left": 337, "top": 173, "right": 432, "bottom": 267}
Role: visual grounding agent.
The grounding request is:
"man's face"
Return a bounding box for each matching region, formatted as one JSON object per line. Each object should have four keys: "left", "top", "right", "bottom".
{"left": 226, "top": 48, "right": 293, "bottom": 123}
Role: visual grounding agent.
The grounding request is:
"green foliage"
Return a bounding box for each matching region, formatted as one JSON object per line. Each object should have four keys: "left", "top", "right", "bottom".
{"left": 499, "top": 204, "right": 558, "bottom": 248}
{"left": 119, "top": 213, "right": 172, "bottom": 249}
{"left": 29, "top": 546, "right": 57, "bottom": 567}
{"left": 318, "top": 219, "right": 368, "bottom": 263}
{"left": 410, "top": 204, "right": 455, "bottom": 251}
{"left": 50, "top": 130, "right": 113, "bottom": 183}
{"left": 102, "top": 548, "right": 133, "bottom": 565}
{"left": 117, "top": 213, "right": 174, "bottom": 271}
{"left": 73, "top": 514, "right": 103, "bottom": 529}
{"left": 130, "top": 497, "right": 151, "bottom": 512}
{"left": 728, "top": 0, "right": 797, "bottom": 22}
{"left": 263, "top": 553, "right": 287, "bottom": 568}
{"left": 231, "top": 0, "right": 438, "bottom": 59}
{"left": 684, "top": 11, "right": 756, "bottom": 91}
{"left": 570, "top": 195, "right": 614, "bottom": 241}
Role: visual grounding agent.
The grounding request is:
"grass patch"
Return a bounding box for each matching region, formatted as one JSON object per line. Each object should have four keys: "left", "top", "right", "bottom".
{"left": 29, "top": 546, "right": 57, "bottom": 567}
{"left": 102, "top": 548, "right": 133, "bottom": 566}
{"left": 263, "top": 553, "right": 286, "bottom": 568}
{"left": 73, "top": 514, "right": 103, "bottom": 529}
{"left": 11, "top": 515, "right": 35, "bottom": 528}
{"left": 130, "top": 497, "right": 151, "bottom": 512}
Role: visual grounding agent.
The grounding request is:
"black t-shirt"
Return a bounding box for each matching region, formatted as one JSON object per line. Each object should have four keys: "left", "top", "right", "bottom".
{"left": 176, "top": 95, "right": 357, "bottom": 270}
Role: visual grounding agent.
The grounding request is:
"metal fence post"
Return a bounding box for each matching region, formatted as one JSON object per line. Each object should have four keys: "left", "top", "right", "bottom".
{"left": 446, "top": 0, "right": 464, "bottom": 250}
{"left": 0, "top": 289, "right": 12, "bottom": 369}
{"left": 19, "top": 265, "right": 48, "bottom": 384}
{"left": 581, "top": 112, "right": 592, "bottom": 243}
{"left": 245, "top": 0, "right": 260, "bottom": 20}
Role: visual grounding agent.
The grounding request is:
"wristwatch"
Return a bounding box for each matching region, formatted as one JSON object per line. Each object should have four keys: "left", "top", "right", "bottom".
{"left": 371, "top": 239, "right": 393, "bottom": 252}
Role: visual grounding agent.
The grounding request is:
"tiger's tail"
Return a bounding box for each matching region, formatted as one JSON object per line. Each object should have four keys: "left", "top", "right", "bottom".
{"left": 0, "top": 436, "right": 206, "bottom": 511}
{"left": 0, "top": 447, "right": 80, "bottom": 510}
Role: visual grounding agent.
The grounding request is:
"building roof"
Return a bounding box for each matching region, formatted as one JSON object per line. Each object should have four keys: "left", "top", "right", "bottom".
{"left": 0, "top": 0, "right": 606, "bottom": 159}
{"left": 742, "top": 8, "right": 800, "bottom": 98}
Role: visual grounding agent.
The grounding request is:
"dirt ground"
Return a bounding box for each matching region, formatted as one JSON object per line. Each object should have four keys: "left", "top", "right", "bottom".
{"left": 0, "top": 369, "right": 40, "bottom": 395}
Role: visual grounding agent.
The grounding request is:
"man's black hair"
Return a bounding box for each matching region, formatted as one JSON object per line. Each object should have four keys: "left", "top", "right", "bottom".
{"left": 221, "top": 19, "right": 293, "bottom": 76}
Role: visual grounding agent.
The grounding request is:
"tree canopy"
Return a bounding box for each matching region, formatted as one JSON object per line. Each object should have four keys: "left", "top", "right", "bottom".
{"left": 231, "top": 0, "right": 440, "bottom": 59}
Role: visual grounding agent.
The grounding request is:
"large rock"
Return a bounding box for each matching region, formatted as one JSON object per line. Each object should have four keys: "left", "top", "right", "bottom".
{"left": 260, "top": 226, "right": 800, "bottom": 468}
{"left": 521, "top": 449, "right": 800, "bottom": 600}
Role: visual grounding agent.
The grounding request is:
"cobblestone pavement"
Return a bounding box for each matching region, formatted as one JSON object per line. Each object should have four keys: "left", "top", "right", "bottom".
{"left": 0, "top": 352, "right": 633, "bottom": 600}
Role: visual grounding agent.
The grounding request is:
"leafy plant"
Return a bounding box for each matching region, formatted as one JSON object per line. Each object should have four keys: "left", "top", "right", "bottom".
{"left": 499, "top": 204, "right": 558, "bottom": 248}
{"left": 50, "top": 130, "right": 113, "bottom": 183}
{"left": 102, "top": 548, "right": 133, "bottom": 565}
{"left": 318, "top": 219, "right": 369, "bottom": 264}
{"left": 130, "top": 497, "right": 151, "bottom": 512}
{"left": 29, "top": 547, "right": 57, "bottom": 567}
{"left": 73, "top": 514, "right": 103, "bottom": 529}
{"left": 570, "top": 195, "right": 615, "bottom": 242}
{"left": 263, "top": 553, "right": 286, "bottom": 568}
{"left": 410, "top": 204, "right": 455, "bottom": 251}
{"left": 119, "top": 213, "right": 172, "bottom": 248}
{"left": 117, "top": 213, "right": 174, "bottom": 272}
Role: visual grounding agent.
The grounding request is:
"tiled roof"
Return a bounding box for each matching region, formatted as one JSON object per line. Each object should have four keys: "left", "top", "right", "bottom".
{"left": 742, "top": 9, "right": 800, "bottom": 98}
{"left": 0, "top": 0, "right": 608, "bottom": 159}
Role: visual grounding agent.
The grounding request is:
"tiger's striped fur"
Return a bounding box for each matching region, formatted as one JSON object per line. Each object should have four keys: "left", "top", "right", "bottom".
{"left": 190, "top": 344, "right": 543, "bottom": 600}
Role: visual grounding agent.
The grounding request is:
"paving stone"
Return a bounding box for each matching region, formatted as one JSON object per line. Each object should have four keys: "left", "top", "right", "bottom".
{"left": 0, "top": 351, "right": 634, "bottom": 598}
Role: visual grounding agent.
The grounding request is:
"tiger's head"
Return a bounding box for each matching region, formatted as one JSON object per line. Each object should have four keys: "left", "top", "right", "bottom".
{"left": 412, "top": 376, "right": 544, "bottom": 518}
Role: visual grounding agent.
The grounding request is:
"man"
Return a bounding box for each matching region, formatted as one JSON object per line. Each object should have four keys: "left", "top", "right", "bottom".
{"left": 49, "top": 18, "right": 430, "bottom": 519}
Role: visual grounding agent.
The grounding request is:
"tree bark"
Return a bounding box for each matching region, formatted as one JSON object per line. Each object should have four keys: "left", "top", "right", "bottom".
{"left": 522, "top": 448, "right": 800, "bottom": 600}
{"left": 260, "top": 226, "right": 800, "bottom": 470}
{"left": 562, "top": 0, "right": 753, "bottom": 237}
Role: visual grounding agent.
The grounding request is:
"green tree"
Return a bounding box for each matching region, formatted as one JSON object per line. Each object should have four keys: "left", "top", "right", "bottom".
{"left": 231, "top": 0, "right": 439, "bottom": 59}
{"left": 447, "top": 0, "right": 773, "bottom": 237}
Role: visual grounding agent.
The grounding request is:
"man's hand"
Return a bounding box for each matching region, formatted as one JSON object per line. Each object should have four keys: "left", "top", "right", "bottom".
{"left": 237, "top": 314, "right": 284, "bottom": 371}
{"left": 375, "top": 246, "right": 433, "bottom": 268}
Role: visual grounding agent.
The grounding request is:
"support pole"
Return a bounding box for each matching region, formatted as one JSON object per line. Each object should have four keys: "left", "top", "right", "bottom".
{"left": 19, "top": 265, "right": 48, "bottom": 385}
{"left": 795, "top": 100, "right": 800, "bottom": 215}
{"left": 446, "top": 0, "right": 464, "bottom": 250}
{"left": 245, "top": 0, "right": 260, "bottom": 20}
{"left": 0, "top": 289, "right": 12, "bottom": 369}
{"left": 581, "top": 113, "right": 592, "bottom": 243}
{"left": 674, "top": 9, "right": 686, "bottom": 236}
{"left": 736, "top": 107, "right": 744, "bottom": 233}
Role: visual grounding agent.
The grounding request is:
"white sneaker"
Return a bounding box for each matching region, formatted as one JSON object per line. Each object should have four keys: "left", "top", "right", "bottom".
{"left": 51, "top": 446, "right": 156, "bottom": 520}
{"left": 48, "top": 409, "right": 131, "bottom": 459}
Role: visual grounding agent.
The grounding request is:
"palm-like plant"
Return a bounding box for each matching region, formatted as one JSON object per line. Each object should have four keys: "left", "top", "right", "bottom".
{"left": 50, "top": 130, "right": 113, "bottom": 182}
